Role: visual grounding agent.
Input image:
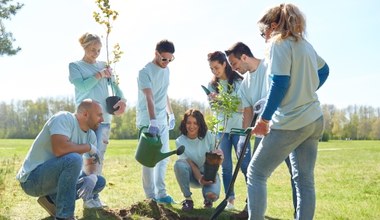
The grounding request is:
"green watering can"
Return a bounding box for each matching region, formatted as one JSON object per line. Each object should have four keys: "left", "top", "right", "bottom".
{"left": 135, "top": 126, "right": 185, "bottom": 167}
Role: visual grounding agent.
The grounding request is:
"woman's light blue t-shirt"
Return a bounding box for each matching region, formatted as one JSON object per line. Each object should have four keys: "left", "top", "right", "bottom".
{"left": 69, "top": 60, "right": 124, "bottom": 123}
{"left": 268, "top": 38, "right": 325, "bottom": 129}
{"left": 175, "top": 131, "right": 215, "bottom": 173}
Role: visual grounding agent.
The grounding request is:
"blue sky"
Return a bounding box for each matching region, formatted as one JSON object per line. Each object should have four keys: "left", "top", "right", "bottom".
{"left": 1, "top": 0, "right": 379, "bottom": 108}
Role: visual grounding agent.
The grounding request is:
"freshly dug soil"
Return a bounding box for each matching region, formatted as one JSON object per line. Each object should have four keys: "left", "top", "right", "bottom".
{"left": 104, "top": 199, "right": 209, "bottom": 220}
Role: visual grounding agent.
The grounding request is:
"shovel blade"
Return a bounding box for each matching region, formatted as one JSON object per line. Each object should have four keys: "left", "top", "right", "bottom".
{"left": 210, "top": 199, "right": 228, "bottom": 220}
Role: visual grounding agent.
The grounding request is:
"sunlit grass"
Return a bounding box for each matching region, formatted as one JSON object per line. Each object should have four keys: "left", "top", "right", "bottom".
{"left": 0, "top": 139, "right": 379, "bottom": 219}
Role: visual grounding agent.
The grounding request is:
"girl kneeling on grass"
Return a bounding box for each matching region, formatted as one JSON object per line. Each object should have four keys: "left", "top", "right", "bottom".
{"left": 174, "top": 109, "right": 223, "bottom": 211}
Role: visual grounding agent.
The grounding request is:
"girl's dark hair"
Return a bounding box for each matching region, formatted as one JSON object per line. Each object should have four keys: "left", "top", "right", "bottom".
{"left": 179, "top": 109, "right": 208, "bottom": 139}
{"left": 208, "top": 51, "right": 243, "bottom": 93}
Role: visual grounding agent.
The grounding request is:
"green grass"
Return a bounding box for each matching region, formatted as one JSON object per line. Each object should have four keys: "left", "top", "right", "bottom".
{"left": 0, "top": 140, "right": 379, "bottom": 219}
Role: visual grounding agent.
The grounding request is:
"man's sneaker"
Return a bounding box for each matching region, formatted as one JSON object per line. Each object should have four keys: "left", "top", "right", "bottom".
{"left": 93, "top": 197, "right": 108, "bottom": 208}
{"left": 156, "top": 195, "right": 175, "bottom": 204}
{"left": 83, "top": 199, "right": 103, "bottom": 209}
{"left": 37, "top": 196, "right": 56, "bottom": 217}
{"left": 181, "top": 199, "right": 194, "bottom": 211}
{"left": 203, "top": 199, "right": 213, "bottom": 208}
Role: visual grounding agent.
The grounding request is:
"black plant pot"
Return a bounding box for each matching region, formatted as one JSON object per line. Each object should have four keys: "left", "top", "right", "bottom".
{"left": 203, "top": 152, "right": 223, "bottom": 182}
{"left": 106, "top": 96, "right": 121, "bottom": 115}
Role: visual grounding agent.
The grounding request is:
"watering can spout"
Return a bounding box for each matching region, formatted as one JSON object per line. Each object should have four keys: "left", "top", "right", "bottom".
{"left": 155, "top": 145, "right": 185, "bottom": 164}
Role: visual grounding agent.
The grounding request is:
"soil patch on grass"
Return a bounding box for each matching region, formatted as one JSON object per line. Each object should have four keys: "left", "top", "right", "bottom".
{"left": 104, "top": 199, "right": 249, "bottom": 220}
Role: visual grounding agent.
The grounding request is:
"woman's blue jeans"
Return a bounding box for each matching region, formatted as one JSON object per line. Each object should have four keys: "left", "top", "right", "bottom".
{"left": 174, "top": 159, "right": 221, "bottom": 201}
{"left": 20, "top": 153, "right": 106, "bottom": 219}
{"left": 218, "top": 132, "right": 251, "bottom": 200}
{"left": 247, "top": 116, "right": 323, "bottom": 220}
{"left": 94, "top": 122, "right": 111, "bottom": 175}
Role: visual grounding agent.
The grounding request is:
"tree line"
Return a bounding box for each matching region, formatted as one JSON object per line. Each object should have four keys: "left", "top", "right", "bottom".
{"left": 0, "top": 97, "right": 379, "bottom": 140}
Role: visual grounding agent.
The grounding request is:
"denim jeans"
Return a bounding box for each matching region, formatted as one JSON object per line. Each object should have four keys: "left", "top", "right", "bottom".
{"left": 247, "top": 116, "right": 323, "bottom": 220}
{"left": 174, "top": 159, "right": 221, "bottom": 201}
{"left": 141, "top": 124, "right": 170, "bottom": 199}
{"left": 20, "top": 153, "right": 106, "bottom": 219}
{"left": 218, "top": 132, "right": 251, "bottom": 200}
{"left": 285, "top": 156, "right": 297, "bottom": 216}
{"left": 94, "top": 123, "right": 111, "bottom": 175}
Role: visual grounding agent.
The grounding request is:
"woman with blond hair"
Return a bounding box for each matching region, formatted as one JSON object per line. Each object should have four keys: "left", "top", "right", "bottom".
{"left": 247, "top": 3, "right": 329, "bottom": 219}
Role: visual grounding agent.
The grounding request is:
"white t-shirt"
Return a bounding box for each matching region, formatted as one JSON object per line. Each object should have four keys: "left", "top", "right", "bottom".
{"left": 136, "top": 62, "right": 170, "bottom": 126}
{"left": 16, "top": 111, "right": 97, "bottom": 182}
{"left": 238, "top": 59, "right": 270, "bottom": 109}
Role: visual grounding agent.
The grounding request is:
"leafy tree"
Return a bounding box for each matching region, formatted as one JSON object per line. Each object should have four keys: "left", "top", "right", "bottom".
{"left": 0, "top": 0, "right": 23, "bottom": 56}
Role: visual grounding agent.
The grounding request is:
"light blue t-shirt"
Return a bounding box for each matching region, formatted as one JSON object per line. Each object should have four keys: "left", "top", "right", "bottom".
{"left": 175, "top": 131, "right": 215, "bottom": 173}
{"left": 208, "top": 79, "right": 243, "bottom": 132}
{"left": 238, "top": 59, "right": 270, "bottom": 108}
{"left": 136, "top": 62, "right": 170, "bottom": 126}
{"left": 69, "top": 60, "right": 124, "bottom": 123}
{"left": 268, "top": 38, "right": 325, "bottom": 129}
{"left": 16, "top": 111, "right": 97, "bottom": 182}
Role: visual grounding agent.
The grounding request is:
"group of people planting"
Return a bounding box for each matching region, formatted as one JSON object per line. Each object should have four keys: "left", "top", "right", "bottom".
{"left": 16, "top": 3, "right": 329, "bottom": 220}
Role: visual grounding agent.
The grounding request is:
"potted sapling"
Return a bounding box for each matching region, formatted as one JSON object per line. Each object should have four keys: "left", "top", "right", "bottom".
{"left": 202, "top": 83, "right": 241, "bottom": 182}
{"left": 93, "top": 0, "right": 124, "bottom": 114}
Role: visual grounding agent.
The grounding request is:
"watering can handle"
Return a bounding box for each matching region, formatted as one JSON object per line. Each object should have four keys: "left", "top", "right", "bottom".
{"left": 138, "top": 126, "right": 149, "bottom": 139}
{"left": 138, "top": 126, "right": 161, "bottom": 139}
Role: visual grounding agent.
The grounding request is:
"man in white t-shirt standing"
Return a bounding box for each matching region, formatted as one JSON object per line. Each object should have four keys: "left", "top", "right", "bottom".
{"left": 136, "top": 39, "right": 176, "bottom": 204}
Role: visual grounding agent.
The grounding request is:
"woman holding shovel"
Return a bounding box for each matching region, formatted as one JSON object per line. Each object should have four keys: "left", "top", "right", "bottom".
{"left": 206, "top": 51, "right": 246, "bottom": 210}
{"left": 174, "top": 109, "right": 223, "bottom": 211}
{"left": 248, "top": 3, "right": 329, "bottom": 219}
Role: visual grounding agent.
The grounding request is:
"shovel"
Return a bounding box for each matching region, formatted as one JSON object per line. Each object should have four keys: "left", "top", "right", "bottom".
{"left": 210, "top": 101, "right": 264, "bottom": 220}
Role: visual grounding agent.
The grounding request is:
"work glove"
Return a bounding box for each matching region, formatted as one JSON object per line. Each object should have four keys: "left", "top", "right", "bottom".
{"left": 88, "top": 144, "right": 100, "bottom": 164}
{"left": 236, "top": 136, "right": 248, "bottom": 159}
{"left": 168, "top": 113, "right": 175, "bottom": 130}
{"left": 148, "top": 119, "right": 160, "bottom": 136}
{"left": 77, "top": 174, "right": 97, "bottom": 200}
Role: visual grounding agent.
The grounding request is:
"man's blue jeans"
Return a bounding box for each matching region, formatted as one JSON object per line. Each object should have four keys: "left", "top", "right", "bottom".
{"left": 247, "top": 116, "right": 323, "bottom": 220}
{"left": 218, "top": 132, "right": 251, "bottom": 200}
{"left": 20, "top": 153, "right": 106, "bottom": 219}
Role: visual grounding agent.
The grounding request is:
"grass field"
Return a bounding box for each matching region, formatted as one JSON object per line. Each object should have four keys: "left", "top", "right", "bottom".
{"left": 0, "top": 139, "right": 379, "bottom": 220}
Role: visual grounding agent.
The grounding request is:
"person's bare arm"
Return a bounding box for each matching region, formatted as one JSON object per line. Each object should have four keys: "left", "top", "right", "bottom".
{"left": 51, "top": 134, "right": 90, "bottom": 157}
{"left": 187, "top": 159, "right": 214, "bottom": 185}
{"left": 242, "top": 106, "right": 253, "bottom": 128}
{"left": 143, "top": 88, "right": 156, "bottom": 119}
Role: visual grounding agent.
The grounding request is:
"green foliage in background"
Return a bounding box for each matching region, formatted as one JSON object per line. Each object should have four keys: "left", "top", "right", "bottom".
{"left": 0, "top": 97, "right": 380, "bottom": 140}
{"left": 0, "top": 0, "right": 23, "bottom": 56}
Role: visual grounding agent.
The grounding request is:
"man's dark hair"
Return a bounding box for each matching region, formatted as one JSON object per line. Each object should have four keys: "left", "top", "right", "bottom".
{"left": 156, "top": 39, "right": 175, "bottom": 53}
{"left": 225, "top": 42, "right": 254, "bottom": 59}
